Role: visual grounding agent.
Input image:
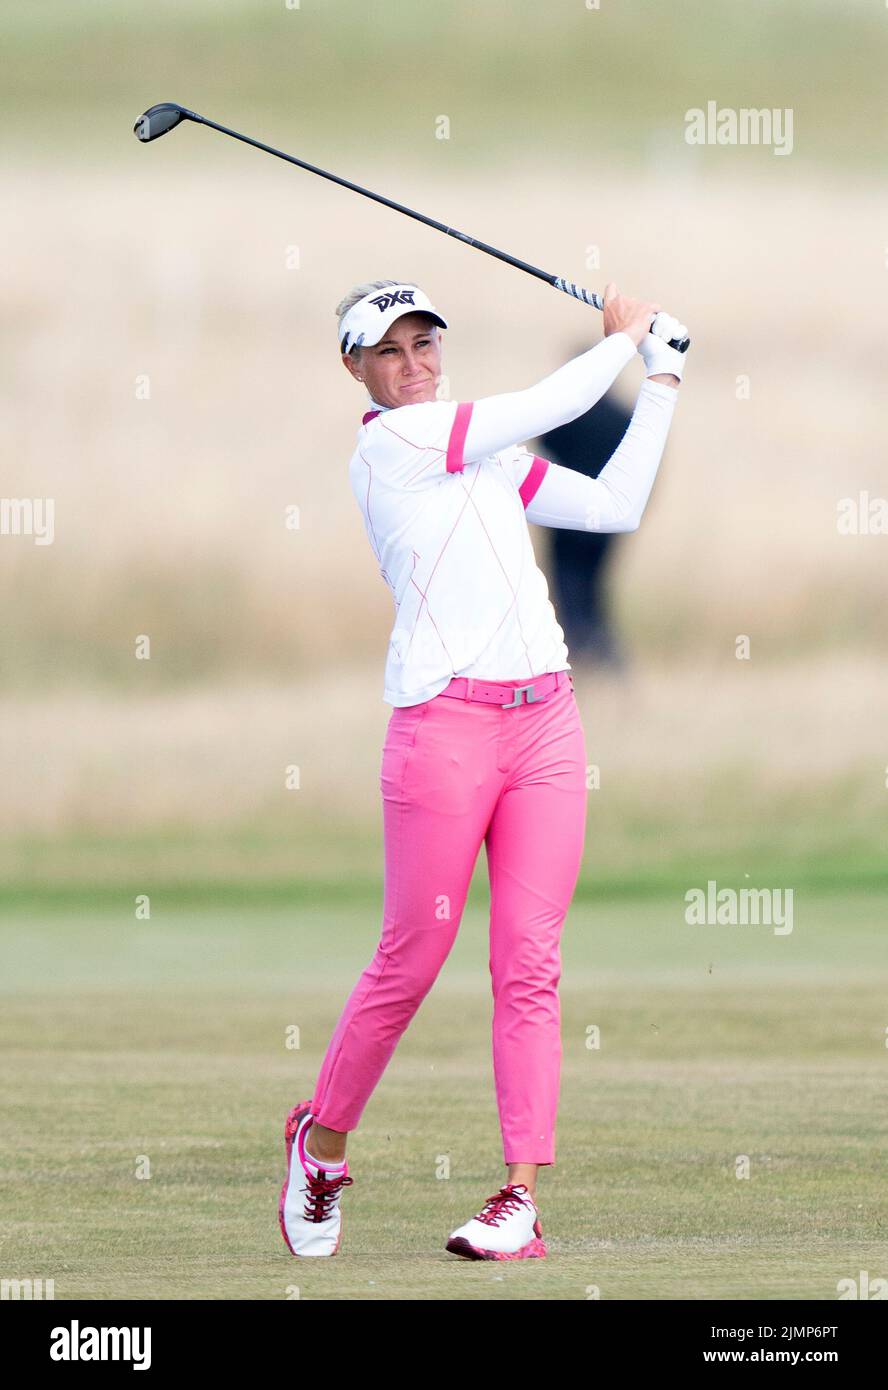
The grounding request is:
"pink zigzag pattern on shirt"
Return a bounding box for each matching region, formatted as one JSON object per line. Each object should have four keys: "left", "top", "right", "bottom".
{"left": 358, "top": 451, "right": 385, "bottom": 567}
{"left": 405, "top": 467, "right": 486, "bottom": 661}
{"left": 402, "top": 469, "right": 534, "bottom": 679}
{"left": 375, "top": 418, "right": 451, "bottom": 487}
{"left": 455, "top": 479, "right": 535, "bottom": 675}
{"left": 360, "top": 412, "right": 546, "bottom": 683}
{"left": 405, "top": 551, "right": 455, "bottom": 667}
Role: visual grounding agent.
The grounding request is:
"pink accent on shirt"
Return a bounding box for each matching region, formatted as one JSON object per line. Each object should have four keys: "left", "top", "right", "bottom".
{"left": 446, "top": 402, "right": 474, "bottom": 473}
{"left": 519, "top": 455, "right": 550, "bottom": 509}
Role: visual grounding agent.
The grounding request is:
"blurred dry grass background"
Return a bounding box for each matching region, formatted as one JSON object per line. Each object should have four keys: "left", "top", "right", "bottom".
{"left": 4, "top": 163, "right": 886, "bottom": 677}
{"left": 2, "top": 655, "right": 885, "bottom": 894}
{"left": 1, "top": 0, "right": 885, "bottom": 891}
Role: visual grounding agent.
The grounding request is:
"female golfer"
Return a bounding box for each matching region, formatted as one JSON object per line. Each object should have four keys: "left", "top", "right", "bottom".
{"left": 280, "top": 279, "right": 688, "bottom": 1260}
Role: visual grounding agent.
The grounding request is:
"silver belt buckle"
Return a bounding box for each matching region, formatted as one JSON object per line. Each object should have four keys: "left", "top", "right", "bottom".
{"left": 502, "top": 682, "right": 538, "bottom": 709}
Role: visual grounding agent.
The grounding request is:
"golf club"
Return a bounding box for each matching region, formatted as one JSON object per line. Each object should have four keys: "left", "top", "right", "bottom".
{"left": 133, "top": 102, "right": 690, "bottom": 352}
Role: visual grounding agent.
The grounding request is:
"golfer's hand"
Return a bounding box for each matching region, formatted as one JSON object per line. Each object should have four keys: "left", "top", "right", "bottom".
{"left": 602, "top": 282, "right": 660, "bottom": 347}
{"left": 638, "top": 310, "right": 690, "bottom": 384}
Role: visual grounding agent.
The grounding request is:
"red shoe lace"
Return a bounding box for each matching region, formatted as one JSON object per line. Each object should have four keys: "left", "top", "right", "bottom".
{"left": 303, "top": 1171, "right": 354, "bottom": 1223}
{"left": 475, "top": 1183, "right": 532, "bottom": 1227}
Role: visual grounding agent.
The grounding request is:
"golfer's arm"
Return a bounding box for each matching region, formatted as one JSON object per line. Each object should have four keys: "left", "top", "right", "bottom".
{"left": 524, "top": 379, "right": 678, "bottom": 533}
{"left": 460, "top": 333, "right": 638, "bottom": 464}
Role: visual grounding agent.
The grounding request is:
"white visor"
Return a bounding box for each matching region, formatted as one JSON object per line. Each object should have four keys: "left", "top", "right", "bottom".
{"left": 338, "top": 284, "right": 448, "bottom": 355}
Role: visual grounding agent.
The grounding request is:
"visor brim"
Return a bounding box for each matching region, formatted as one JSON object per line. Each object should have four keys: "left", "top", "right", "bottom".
{"left": 341, "top": 310, "right": 448, "bottom": 355}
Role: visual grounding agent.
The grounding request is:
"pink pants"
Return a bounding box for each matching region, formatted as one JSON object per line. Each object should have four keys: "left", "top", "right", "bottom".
{"left": 310, "top": 671, "right": 588, "bottom": 1165}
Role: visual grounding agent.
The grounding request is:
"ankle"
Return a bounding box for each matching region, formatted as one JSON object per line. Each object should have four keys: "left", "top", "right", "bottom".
{"left": 306, "top": 1121, "right": 347, "bottom": 1165}
{"left": 506, "top": 1173, "right": 537, "bottom": 1202}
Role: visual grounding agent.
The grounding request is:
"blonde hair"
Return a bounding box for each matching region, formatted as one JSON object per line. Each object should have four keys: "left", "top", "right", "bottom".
{"left": 335, "top": 279, "right": 417, "bottom": 355}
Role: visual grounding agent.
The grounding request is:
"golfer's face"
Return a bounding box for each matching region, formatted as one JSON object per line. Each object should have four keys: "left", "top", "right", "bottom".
{"left": 358, "top": 313, "right": 442, "bottom": 409}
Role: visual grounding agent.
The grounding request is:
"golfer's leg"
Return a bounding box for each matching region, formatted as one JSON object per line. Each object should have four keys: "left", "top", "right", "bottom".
{"left": 310, "top": 700, "right": 502, "bottom": 1134}
{"left": 485, "top": 687, "right": 588, "bottom": 1167}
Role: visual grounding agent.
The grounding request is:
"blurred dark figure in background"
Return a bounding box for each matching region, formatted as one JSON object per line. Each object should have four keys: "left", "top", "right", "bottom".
{"left": 536, "top": 374, "right": 634, "bottom": 670}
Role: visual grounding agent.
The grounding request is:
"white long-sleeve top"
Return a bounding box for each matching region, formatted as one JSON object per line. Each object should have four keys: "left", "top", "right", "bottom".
{"left": 348, "top": 331, "right": 678, "bottom": 705}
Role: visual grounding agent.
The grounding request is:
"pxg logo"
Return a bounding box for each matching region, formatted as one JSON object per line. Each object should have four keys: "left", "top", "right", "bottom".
{"left": 369, "top": 288, "right": 417, "bottom": 313}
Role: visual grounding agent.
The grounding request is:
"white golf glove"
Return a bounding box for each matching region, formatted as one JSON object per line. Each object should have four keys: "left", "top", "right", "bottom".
{"left": 637, "top": 310, "right": 690, "bottom": 381}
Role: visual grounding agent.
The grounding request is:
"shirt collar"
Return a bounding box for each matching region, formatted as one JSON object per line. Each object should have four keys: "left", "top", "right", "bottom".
{"left": 362, "top": 396, "right": 389, "bottom": 425}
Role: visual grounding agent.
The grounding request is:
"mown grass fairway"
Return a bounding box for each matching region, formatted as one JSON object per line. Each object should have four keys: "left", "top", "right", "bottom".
{"left": 2, "top": 884, "right": 885, "bottom": 1300}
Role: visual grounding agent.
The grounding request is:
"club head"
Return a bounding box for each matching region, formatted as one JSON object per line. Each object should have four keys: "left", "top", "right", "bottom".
{"left": 133, "top": 103, "right": 195, "bottom": 143}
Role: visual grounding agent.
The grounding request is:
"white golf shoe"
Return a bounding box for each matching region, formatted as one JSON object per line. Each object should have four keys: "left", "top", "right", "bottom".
{"left": 445, "top": 1182, "right": 547, "bottom": 1260}
{"left": 278, "top": 1100, "right": 354, "bottom": 1257}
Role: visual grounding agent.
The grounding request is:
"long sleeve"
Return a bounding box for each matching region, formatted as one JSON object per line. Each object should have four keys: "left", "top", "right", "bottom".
{"left": 523, "top": 378, "right": 678, "bottom": 532}
{"left": 461, "top": 332, "right": 637, "bottom": 464}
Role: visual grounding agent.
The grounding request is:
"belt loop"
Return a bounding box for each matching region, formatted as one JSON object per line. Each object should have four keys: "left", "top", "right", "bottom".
{"left": 464, "top": 677, "right": 474, "bottom": 702}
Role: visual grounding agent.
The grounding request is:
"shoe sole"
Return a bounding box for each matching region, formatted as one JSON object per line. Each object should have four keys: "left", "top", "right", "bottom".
{"left": 278, "top": 1099, "right": 344, "bottom": 1258}
{"left": 445, "top": 1234, "right": 548, "bottom": 1261}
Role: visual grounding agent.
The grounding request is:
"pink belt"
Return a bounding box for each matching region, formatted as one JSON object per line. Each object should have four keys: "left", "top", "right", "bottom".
{"left": 438, "top": 670, "right": 571, "bottom": 708}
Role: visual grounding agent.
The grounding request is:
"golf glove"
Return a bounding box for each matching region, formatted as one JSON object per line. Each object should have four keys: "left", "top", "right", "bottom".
{"left": 637, "top": 311, "right": 689, "bottom": 381}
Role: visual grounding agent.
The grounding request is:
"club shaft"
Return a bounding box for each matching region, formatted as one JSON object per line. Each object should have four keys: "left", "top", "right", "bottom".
{"left": 182, "top": 109, "right": 684, "bottom": 347}
{"left": 193, "top": 114, "right": 559, "bottom": 280}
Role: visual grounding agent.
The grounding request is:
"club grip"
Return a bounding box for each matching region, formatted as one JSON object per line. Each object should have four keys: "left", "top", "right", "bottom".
{"left": 553, "top": 277, "right": 690, "bottom": 352}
